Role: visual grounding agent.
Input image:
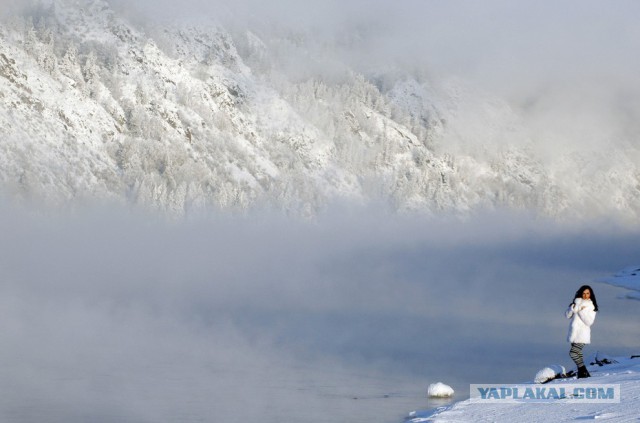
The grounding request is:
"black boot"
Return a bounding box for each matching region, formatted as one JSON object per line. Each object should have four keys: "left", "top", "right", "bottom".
{"left": 577, "top": 366, "right": 591, "bottom": 379}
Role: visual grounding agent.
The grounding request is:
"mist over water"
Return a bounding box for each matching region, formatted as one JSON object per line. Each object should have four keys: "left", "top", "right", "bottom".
{"left": 1, "top": 205, "right": 639, "bottom": 422}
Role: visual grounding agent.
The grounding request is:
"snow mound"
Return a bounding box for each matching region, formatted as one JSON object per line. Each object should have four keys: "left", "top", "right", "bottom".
{"left": 427, "top": 382, "right": 454, "bottom": 398}
{"left": 534, "top": 365, "right": 565, "bottom": 384}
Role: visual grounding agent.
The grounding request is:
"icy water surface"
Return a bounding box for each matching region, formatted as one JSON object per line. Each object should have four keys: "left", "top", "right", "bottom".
{"left": 1, "top": 208, "right": 639, "bottom": 422}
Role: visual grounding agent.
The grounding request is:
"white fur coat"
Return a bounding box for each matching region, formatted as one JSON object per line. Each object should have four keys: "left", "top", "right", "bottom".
{"left": 566, "top": 298, "right": 596, "bottom": 344}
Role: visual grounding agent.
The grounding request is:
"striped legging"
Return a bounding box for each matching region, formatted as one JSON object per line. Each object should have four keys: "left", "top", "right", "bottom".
{"left": 569, "top": 343, "right": 586, "bottom": 367}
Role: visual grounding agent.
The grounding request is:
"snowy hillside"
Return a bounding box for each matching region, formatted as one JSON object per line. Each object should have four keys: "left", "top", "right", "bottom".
{"left": 407, "top": 356, "right": 640, "bottom": 422}
{"left": 1, "top": 0, "right": 639, "bottom": 218}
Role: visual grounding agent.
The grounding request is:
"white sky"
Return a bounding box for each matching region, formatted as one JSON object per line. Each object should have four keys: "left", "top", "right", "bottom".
{"left": 6, "top": 0, "right": 639, "bottom": 94}
{"left": 103, "top": 0, "right": 640, "bottom": 86}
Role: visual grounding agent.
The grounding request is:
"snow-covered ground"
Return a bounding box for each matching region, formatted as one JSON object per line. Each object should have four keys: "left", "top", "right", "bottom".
{"left": 599, "top": 266, "right": 640, "bottom": 301}
{"left": 407, "top": 356, "right": 640, "bottom": 422}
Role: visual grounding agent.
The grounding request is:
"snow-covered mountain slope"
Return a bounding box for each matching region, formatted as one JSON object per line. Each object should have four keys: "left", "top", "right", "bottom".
{"left": 1, "top": 0, "right": 639, "bottom": 218}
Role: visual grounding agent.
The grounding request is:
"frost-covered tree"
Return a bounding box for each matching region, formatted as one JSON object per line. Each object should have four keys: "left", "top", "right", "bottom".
{"left": 82, "top": 51, "right": 100, "bottom": 98}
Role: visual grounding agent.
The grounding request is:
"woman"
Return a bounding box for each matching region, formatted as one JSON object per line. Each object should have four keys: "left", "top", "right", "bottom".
{"left": 566, "top": 285, "right": 598, "bottom": 378}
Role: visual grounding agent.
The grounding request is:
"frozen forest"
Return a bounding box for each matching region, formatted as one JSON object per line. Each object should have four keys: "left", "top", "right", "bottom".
{"left": 1, "top": 0, "right": 639, "bottom": 219}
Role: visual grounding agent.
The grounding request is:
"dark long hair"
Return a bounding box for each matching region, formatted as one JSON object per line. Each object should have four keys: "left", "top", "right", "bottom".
{"left": 570, "top": 285, "right": 599, "bottom": 312}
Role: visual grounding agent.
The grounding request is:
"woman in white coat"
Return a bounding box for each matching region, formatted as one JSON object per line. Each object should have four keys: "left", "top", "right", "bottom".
{"left": 566, "top": 285, "right": 598, "bottom": 378}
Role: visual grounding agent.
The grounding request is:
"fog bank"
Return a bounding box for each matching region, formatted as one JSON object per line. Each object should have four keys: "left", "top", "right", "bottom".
{"left": 1, "top": 205, "right": 639, "bottom": 422}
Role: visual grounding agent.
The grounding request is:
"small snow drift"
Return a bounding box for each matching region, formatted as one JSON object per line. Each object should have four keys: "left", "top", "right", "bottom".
{"left": 427, "top": 382, "right": 454, "bottom": 398}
